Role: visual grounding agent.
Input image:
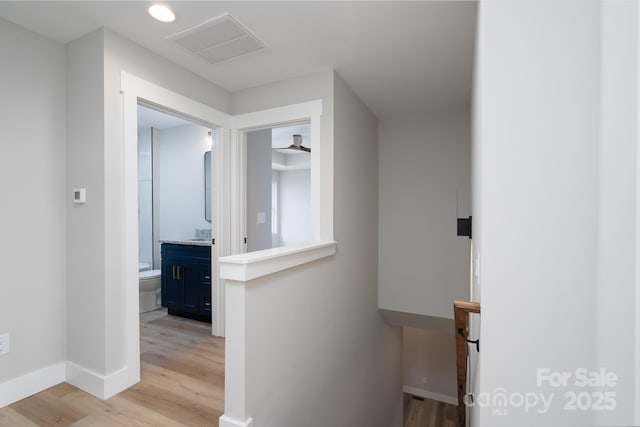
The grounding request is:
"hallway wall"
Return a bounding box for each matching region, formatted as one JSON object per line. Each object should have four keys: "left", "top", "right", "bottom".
{"left": 65, "top": 27, "right": 231, "bottom": 391}
{"left": 378, "top": 110, "right": 471, "bottom": 320}
{"left": 473, "top": 1, "right": 638, "bottom": 425}
{"left": 0, "top": 17, "right": 67, "bottom": 401}
{"left": 229, "top": 71, "right": 404, "bottom": 426}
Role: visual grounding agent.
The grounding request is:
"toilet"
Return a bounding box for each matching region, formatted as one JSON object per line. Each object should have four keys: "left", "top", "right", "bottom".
{"left": 139, "top": 269, "right": 161, "bottom": 313}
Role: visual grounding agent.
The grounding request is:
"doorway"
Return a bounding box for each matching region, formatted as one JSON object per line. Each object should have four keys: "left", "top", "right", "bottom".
{"left": 136, "top": 104, "right": 216, "bottom": 323}
{"left": 120, "top": 73, "right": 232, "bottom": 397}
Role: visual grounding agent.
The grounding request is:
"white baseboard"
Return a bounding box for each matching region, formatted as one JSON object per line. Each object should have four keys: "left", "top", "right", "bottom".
{"left": 219, "top": 415, "right": 255, "bottom": 427}
{"left": 0, "top": 362, "right": 66, "bottom": 408}
{"left": 65, "top": 362, "right": 105, "bottom": 399}
{"left": 66, "top": 362, "right": 136, "bottom": 400}
{"left": 403, "top": 385, "right": 458, "bottom": 406}
{"left": 0, "top": 361, "right": 138, "bottom": 408}
{"left": 104, "top": 365, "right": 138, "bottom": 399}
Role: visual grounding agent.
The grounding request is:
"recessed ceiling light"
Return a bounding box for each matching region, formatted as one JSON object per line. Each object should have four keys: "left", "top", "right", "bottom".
{"left": 148, "top": 5, "right": 175, "bottom": 23}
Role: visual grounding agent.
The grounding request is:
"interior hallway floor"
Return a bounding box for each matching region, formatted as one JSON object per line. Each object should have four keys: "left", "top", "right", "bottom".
{"left": 0, "top": 309, "right": 225, "bottom": 426}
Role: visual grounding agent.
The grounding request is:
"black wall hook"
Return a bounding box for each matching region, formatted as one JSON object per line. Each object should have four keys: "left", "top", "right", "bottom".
{"left": 457, "top": 216, "right": 472, "bottom": 239}
{"left": 458, "top": 328, "right": 480, "bottom": 352}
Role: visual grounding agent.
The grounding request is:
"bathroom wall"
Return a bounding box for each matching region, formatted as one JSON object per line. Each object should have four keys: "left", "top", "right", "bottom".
{"left": 137, "top": 128, "right": 153, "bottom": 268}
{"left": 154, "top": 124, "right": 212, "bottom": 258}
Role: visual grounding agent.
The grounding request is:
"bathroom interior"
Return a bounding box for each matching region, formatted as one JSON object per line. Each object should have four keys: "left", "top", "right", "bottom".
{"left": 136, "top": 104, "right": 311, "bottom": 328}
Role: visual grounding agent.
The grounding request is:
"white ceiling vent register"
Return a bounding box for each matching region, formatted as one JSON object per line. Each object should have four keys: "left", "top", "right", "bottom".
{"left": 167, "top": 13, "right": 267, "bottom": 64}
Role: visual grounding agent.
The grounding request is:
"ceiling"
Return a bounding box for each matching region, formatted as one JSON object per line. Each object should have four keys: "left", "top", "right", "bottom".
{"left": 0, "top": 1, "right": 477, "bottom": 118}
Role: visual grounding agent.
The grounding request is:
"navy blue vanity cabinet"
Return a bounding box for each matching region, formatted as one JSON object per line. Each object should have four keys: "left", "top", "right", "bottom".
{"left": 161, "top": 243, "right": 212, "bottom": 323}
{"left": 198, "top": 264, "right": 212, "bottom": 318}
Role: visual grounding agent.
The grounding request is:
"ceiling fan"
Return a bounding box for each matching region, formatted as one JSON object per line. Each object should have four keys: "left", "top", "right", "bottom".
{"left": 273, "top": 134, "right": 311, "bottom": 153}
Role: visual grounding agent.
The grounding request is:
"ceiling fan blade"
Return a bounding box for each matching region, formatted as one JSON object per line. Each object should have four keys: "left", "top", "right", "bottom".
{"left": 272, "top": 145, "right": 311, "bottom": 152}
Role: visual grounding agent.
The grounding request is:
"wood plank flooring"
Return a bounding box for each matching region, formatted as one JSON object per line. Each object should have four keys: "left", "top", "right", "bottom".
{"left": 403, "top": 393, "right": 458, "bottom": 427}
{"left": 0, "top": 309, "right": 224, "bottom": 427}
{"left": 2, "top": 311, "right": 457, "bottom": 427}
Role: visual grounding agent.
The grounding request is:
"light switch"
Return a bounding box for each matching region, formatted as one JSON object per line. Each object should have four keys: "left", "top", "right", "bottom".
{"left": 257, "top": 212, "right": 266, "bottom": 224}
{"left": 73, "top": 188, "right": 86, "bottom": 204}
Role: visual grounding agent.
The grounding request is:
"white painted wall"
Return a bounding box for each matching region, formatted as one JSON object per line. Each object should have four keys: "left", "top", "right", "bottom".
{"left": 64, "top": 27, "right": 231, "bottom": 395}
{"left": 279, "top": 169, "right": 311, "bottom": 246}
{"left": 378, "top": 110, "right": 471, "bottom": 319}
{"left": 229, "top": 71, "right": 403, "bottom": 426}
{"left": 66, "top": 29, "right": 107, "bottom": 377}
{"left": 403, "top": 328, "right": 457, "bottom": 401}
{"left": 0, "top": 17, "right": 67, "bottom": 391}
{"left": 155, "top": 124, "right": 211, "bottom": 246}
{"left": 473, "top": 1, "right": 638, "bottom": 425}
{"left": 595, "top": 2, "right": 637, "bottom": 425}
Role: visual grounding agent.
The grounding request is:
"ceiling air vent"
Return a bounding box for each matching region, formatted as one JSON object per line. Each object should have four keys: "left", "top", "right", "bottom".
{"left": 167, "top": 13, "right": 267, "bottom": 64}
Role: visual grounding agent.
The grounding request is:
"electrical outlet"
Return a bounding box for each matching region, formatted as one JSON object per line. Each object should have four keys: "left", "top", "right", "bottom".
{"left": 422, "top": 376, "right": 428, "bottom": 384}
{"left": 0, "top": 333, "right": 9, "bottom": 355}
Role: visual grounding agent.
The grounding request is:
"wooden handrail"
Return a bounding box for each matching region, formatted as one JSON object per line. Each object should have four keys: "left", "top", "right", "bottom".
{"left": 453, "top": 300, "right": 481, "bottom": 427}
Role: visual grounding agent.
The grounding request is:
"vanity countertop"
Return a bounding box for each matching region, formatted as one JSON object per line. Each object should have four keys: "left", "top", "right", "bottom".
{"left": 159, "top": 239, "right": 212, "bottom": 247}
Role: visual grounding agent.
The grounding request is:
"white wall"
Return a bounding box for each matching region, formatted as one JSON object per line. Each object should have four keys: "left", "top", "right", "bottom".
{"left": 403, "top": 328, "right": 457, "bottom": 401}
{"left": 229, "top": 71, "right": 403, "bottom": 426}
{"left": 473, "top": 1, "right": 637, "bottom": 425}
{"left": 64, "top": 27, "right": 231, "bottom": 393}
{"left": 66, "top": 28, "right": 107, "bottom": 376}
{"left": 279, "top": 169, "right": 311, "bottom": 246}
{"left": 596, "top": 2, "right": 637, "bottom": 425}
{"left": 0, "top": 17, "right": 67, "bottom": 392}
{"left": 155, "top": 124, "right": 211, "bottom": 246}
{"left": 378, "top": 110, "right": 471, "bottom": 319}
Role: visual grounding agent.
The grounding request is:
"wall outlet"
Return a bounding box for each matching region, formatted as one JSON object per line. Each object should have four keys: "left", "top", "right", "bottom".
{"left": 422, "top": 376, "right": 428, "bottom": 384}
{"left": 0, "top": 333, "right": 9, "bottom": 355}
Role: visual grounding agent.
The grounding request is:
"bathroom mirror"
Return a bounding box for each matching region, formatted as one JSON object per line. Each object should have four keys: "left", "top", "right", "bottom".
{"left": 204, "top": 151, "right": 211, "bottom": 222}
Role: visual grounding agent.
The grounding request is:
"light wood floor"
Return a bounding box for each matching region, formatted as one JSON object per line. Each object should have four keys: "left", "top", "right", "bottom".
{"left": 0, "top": 309, "right": 225, "bottom": 426}
{"left": 403, "top": 393, "right": 458, "bottom": 427}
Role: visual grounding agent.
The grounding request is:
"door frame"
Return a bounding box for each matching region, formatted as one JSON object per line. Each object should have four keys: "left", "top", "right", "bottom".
{"left": 121, "top": 74, "right": 231, "bottom": 378}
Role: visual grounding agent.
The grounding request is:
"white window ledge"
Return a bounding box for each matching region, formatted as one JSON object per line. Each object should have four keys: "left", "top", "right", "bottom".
{"left": 219, "top": 241, "right": 337, "bottom": 282}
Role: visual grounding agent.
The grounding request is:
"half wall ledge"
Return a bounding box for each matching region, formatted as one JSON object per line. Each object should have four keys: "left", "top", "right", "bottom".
{"left": 219, "top": 241, "right": 337, "bottom": 282}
